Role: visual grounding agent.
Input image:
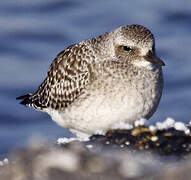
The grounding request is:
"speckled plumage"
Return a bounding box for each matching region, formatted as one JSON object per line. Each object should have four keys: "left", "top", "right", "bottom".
{"left": 17, "top": 24, "right": 165, "bottom": 137}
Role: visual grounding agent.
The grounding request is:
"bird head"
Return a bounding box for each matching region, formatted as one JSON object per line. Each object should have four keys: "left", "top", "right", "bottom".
{"left": 112, "top": 24, "right": 165, "bottom": 68}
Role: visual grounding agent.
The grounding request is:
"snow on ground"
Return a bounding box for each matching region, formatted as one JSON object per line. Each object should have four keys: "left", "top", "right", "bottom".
{"left": 0, "top": 158, "right": 8, "bottom": 167}
{"left": 57, "top": 117, "right": 191, "bottom": 145}
{"left": 57, "top": 137, "right": 89, "bottom": 145}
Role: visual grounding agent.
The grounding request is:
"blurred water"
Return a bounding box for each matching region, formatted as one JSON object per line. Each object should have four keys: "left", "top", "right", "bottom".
{"left": 0, "top": 0, "right": 191, "bottom": 157}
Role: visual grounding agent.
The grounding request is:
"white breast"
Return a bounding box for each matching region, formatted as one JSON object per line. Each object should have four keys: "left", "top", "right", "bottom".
{"left": 45, "top": 65, "right": 163, "bottom": 137}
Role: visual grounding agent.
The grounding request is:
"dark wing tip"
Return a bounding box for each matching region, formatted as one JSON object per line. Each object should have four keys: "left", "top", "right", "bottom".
{"left": 16, "top": 94, "right": 32, "bottom": 106}
{"left": 16, "top": 94, "right": 31, "bottom": 100}
{"left": 16, "top": 93, "right": 47, "bottom": 109}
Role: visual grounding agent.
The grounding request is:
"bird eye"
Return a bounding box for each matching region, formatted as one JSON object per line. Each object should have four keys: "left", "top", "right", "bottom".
{"left": 123, "top": 46, "right": 132, "bottom": 52}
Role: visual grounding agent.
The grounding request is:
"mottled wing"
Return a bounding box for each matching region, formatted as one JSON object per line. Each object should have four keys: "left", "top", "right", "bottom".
{"left": 28, "top": 44, "right": 91, "bottom": 110}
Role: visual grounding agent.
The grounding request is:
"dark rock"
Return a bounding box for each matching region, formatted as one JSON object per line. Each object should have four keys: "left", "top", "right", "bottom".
{"left": 88, "top": 126, "right": 191, "bottom": 157}
{"left": 0, "top": 123, "right": 191, "bottom": 180}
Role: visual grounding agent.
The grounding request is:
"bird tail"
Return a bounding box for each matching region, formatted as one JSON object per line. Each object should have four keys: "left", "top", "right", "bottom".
{"left": 16, "top": 94, "right": 32, "bottom": 106}
{"left": 16, "top": 93, "right": 46, "bottom": 110}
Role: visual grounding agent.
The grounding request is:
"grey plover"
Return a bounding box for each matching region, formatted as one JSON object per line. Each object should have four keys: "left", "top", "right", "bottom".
{"left": 17, "top": 24, "right": 165, "bottom": 137}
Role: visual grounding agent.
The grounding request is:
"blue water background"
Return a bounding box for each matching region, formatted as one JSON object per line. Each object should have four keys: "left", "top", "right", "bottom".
{"left": 0, "top": 0, "right": 191, "bottom": 157}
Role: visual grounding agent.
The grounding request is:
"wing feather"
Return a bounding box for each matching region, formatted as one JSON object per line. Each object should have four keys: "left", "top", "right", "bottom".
{"left": 26, "top": 44, "right": 92, "bottom": 110}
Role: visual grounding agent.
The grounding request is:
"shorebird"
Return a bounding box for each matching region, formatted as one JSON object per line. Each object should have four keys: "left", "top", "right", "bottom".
{"left": 17, "top": 24, "right": 165, "bottom": 138}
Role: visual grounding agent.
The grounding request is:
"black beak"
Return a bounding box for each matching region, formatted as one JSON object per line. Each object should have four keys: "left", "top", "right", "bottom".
{"left": 143, "top": 51, "right": 165, "bottom": 66}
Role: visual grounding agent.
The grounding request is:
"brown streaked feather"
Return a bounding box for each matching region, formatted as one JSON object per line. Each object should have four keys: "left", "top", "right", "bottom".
{"left": 26, "top": 43, "right": 92, "bottom": 111}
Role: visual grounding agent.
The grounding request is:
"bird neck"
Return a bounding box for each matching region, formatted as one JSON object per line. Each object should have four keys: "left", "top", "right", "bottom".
{"left": 86, "top": 32, "right": 115, "bottom": 61}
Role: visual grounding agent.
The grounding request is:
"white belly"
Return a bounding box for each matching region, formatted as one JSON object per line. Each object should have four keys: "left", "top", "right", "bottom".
{"left": 63, "top": 91, "right": 145, "bottom": 133}
{"left": 46, "top": 73, "right": 162, "bottom": 136}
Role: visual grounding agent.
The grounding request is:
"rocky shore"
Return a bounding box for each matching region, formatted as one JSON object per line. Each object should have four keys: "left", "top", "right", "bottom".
{"left": 0, "top": 118, "right": 191, "bottom": 180}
